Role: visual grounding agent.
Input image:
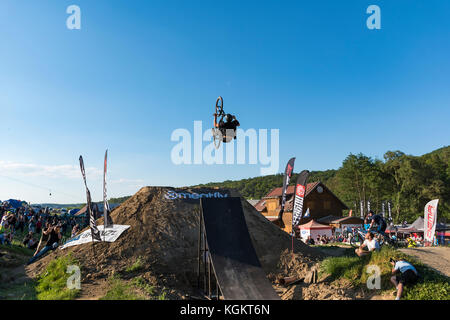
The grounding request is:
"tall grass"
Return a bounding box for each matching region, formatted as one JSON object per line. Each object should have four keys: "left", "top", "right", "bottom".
{"left": 35, "top": 254, "right": 81, "bottom": 300}
{"left": 101, "top": 275, "right": 144, "bottom": 300}
{"left": 101, "top": 275, "right": 168, "bottom": 300}
{"left": 125, "top": 256, "right": 144, "bottom": 273}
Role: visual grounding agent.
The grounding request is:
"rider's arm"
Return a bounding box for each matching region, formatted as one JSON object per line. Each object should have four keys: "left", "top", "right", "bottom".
{"left": 214, "top": 113, "right": 218, "bottom": 128}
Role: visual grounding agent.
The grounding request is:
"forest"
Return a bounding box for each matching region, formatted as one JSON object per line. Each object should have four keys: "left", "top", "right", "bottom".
{"left": 197, "top": 146, "right": 450, "bottom": 224}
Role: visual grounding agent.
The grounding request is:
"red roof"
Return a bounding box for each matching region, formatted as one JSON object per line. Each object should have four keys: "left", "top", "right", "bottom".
{"left": 298, "top": 220, "right": 332, "bottom": 229}
{"left": 254, "top": 199, "right": 267, "bottom": 212}
{"left": 264, "top": 182, "right": 320, "bottom": 198}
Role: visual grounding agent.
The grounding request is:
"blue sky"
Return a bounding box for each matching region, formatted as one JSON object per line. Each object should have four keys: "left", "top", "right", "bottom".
{"left": 1, "top": 0, "right": 449, "bottom": 203}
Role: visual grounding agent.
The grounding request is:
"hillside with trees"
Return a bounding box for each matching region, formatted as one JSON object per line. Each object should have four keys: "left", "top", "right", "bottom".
{"left": 197, "top": 146, "right": 450, "bottom": 223}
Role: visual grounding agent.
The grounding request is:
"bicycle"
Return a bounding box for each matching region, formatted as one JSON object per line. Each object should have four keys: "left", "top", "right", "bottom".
{"left": 346, "top": 227, "right": 396, "bottom": 248}
{"left": 211, "top": 96, "right": 225, "bottom": 149}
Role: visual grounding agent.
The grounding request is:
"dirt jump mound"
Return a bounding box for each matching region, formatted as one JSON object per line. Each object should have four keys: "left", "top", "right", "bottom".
{"left": 27, "top": 187, "right": 322, "bottom": 299}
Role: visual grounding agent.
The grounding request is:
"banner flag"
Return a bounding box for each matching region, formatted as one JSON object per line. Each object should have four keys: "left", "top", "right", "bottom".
{"left": 360, "top": 200, "right": 364, "bottom": 218}
{"left": 277, "top": 157, "right": 295, "bottom": 221}
{"left": 424, "top": 199, "right": 439, "bottom": 245}
{"left": 79, "top": 156, "right": 101, "bottom": 242}
{"left": 292, "top": 170, "right": 309, "bottom": 228}
{"left": 60, "top": 225, "right": 130, "bottom": 249}
{"left": 381, "top": 202, "right": 385, "bottom": 218}
{"left": 103, "top": 150, "right": 113, "bottom": 229}
{"left": 388, "top": 201, "right": 392, "bottom": 221}
{"left": 367, "top": 200, "right": 371, "bottom": 213}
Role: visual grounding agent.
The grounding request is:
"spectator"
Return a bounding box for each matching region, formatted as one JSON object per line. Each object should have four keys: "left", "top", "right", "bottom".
{"left": 36, "top": 217, "right": 42, "bottom": 234}
{"left": 17, "top": 213, "right": 25, "bottom": 233}
{"left": 28, "top": 216, "right": 36, "bottom": 234}
{"left": 1, "top": 211, "right": 12, "bottom": 227}
{"left": 364, "top": 218, "right": 371, "bottom": 231}
{"left": 390, "top": 258, "right": 418, "bottom": 300}
{"left": 0, "top": 222, "right": 12, "bottom": 245}
{"left": 355, "top": 232, "right": 380, "bottom": 257}
{"left": 22, "top": 231, "right": 38, "bottom": 250}
{"left": 27, "top": 223, "right": 62, "bottom": 265}
{"left": 71, "top": 224, "right": 80, "bottom": 237}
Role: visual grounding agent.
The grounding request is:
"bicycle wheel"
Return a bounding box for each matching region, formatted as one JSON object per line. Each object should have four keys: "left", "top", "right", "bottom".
{"left": 216, "top": 96, "right": 224, "bottom": 117}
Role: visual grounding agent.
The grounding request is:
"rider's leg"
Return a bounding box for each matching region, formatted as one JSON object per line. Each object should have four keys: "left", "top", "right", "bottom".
{"left": 355, "top": 248, "right": 367, "bottom": 257}
{"left": 396, "top": 283, "right": 404, "bottom": 300}
{"left": 390, "top": 275, "right": 398, "bottom": 287}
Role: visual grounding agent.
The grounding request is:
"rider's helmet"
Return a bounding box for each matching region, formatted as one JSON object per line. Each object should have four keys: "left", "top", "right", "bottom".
{"left": 226, "top": 114, "right": 233, "bottom": 122}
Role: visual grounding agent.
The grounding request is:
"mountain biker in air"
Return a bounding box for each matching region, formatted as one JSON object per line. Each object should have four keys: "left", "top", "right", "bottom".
{"left": 214, "top": 113, "right": 240, "bottom": 143}
{"left": 367, "top": 210, "right": 387, "bottom": 235}
{"left": 212, "top": 96, "right": 240, "bottom": 144}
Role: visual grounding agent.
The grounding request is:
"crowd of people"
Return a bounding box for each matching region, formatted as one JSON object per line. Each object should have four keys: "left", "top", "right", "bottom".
{"left": 304, "top": 234, "right": 335, "bottom": 245}
{"left": 0, "top": 201, "right": 88, "bottom": 263}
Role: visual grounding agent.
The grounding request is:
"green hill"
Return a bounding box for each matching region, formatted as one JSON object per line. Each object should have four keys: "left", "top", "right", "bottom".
{"left": 196, "top": 146, "right": 450, "bottom": 223}
{"left": 89, "top": 146, "right": 449, "bottom": 224}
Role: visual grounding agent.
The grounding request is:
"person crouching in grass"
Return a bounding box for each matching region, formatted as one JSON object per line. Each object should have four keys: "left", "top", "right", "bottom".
{"left": 390, "top": 258, "right": 418, "bottom": 300}
{"left": 355, "top": 232, "right": 380, "bottom": 257}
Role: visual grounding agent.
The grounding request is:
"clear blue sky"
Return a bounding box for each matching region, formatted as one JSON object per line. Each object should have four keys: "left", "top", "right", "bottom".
{"left": 1, "top": 0, "right": 449, "bottom": 203}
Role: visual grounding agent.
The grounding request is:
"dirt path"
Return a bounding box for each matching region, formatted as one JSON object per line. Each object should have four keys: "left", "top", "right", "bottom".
{"left": 399, "top": 247, "right": 450, "bottom": 277}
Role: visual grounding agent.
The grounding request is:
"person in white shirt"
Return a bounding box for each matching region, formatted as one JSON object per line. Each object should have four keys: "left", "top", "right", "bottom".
{"left": 390, "top": 258, "right": 418, "bottom": 300}
{"left": 355, "top": 232, "right": 380, "bottom": 257}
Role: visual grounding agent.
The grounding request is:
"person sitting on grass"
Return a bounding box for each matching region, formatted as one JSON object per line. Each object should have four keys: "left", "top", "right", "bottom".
{"left": 27, "top": 223, "right": 61, "bottom": 265}
{"left": 390, "top": 258, "right": 418, "bottom": 300}
{"left": 22, "top": 231, "right": 38, "bottom": 250}
{"left": 0, "top": 222, "right": 12, "bottom": 245}
{"left": 355, "top": 232, "right": 380, "bottom": 257}
{"left": 71, "top": 224, "right": 80, "bottom": 237}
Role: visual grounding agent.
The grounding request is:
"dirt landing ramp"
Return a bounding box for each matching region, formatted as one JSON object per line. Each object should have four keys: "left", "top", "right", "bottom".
{"left": 26, "top": 187, "right": 322, "bottom": 298}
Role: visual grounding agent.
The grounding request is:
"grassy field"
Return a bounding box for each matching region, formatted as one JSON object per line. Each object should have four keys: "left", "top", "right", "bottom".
{"left": 35, "top": 254, "right": 81, "bottom": 300}
{"left": 101, "top": 275, "right": 167, "bottom": 300}
{"left": 320, "top": 246, "right": 450, "bottom": 300}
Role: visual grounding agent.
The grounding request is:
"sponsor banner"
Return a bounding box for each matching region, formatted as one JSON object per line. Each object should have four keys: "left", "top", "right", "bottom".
{"left": 292, "top": 170, "right": 309, "bottom": 227}
{"left": 424, "top": 199, "right": 439, "bottom": 244}
{"left": 60, "top": 224, "right": 130, "bottom": 249}
{"left": 360, "top": 200, "right": 364, "bottom": 218}
{"left": 79, "top": 155, "right": 101, "bottom": 242}
{"left": 388, "top": 201, "right": 392, "bottom": 221}
{"left": 278, "top": 157, "right": 296, "bottom": 221}
{"left": 103, "top": 150, "right": 113, "bottom": 229}
{"left": 164, "top": 190, "right": 229, "bottom": 201}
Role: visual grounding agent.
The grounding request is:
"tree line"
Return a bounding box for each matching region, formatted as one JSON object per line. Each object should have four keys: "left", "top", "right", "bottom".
{"left": 197, "top": 146, "right": 450, "bottom": 224}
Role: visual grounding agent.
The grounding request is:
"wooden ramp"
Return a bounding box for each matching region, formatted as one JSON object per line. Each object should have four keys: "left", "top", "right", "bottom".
{"left": 200, "top": 197, "right": 280, "bottom": 300}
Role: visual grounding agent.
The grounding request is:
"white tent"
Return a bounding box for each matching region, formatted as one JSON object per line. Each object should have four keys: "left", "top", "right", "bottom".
{"left": 298, "top": 220, "right": 333, "bottom": 241}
